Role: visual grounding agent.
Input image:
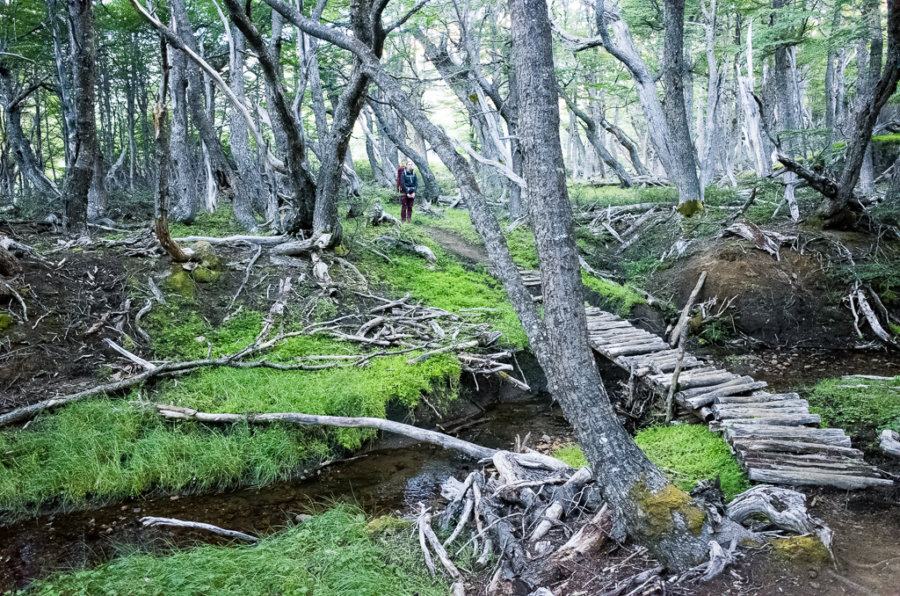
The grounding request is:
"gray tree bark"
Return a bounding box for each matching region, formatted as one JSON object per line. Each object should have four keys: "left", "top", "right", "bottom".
{"left": 264, "top": 0, "right": 715, "bottom": 574}
{"left": 61, "top": 0, "right": 97, "bottom": 237}
{"left": 661, "top": 0, "right": 703, "bottom": 212}
{"left": 168, "top": 48, "right": 199, "bottom": 225}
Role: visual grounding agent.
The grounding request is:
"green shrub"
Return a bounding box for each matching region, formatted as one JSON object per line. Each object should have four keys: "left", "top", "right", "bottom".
{"left": 31, "top": 506, "right": 446, "bottom": 596}
{"left": 806, "top": 376, "right": 900, "bottom": 444}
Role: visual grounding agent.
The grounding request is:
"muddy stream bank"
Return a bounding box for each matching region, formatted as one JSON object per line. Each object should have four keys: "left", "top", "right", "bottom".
{"left": 2, "top": 348, "right": 900, "bottom": 593}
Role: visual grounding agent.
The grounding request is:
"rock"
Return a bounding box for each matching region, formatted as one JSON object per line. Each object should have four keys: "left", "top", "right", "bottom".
{"left": 192, "top": 266, "right": 221, "bottom": 284}
{"left": 192, "top": 240, "right": 222, "bottom": 270}
{"left": 166, "top": 269, "right": 195, "bottom": 298}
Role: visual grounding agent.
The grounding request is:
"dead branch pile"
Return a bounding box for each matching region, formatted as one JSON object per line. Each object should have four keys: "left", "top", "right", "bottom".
{"left": 845, "top": 282, "right": 898, "bottom": 347}
{"left": 414, "top": 449, "right": 832, "bottom": 594}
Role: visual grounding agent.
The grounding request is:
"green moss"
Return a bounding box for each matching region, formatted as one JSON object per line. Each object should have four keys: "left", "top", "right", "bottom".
{"left": 770, "top": 536, "right": 831, "bottom": 564}
{"left": 31, "top": 506, "right": 447, "bottom": 595}
{"left": 634, "top": 425, "right": 749, "bottom": 499}
{"left": 166, "top": 269, "right": 195, "bottom": 298}
{"left": 554, "top": 425, "right": 748, "bottom": 501}
{"left": 192, "top": 266, "right": 221, "bottom": 283}
{"left": 0, "top": 312, "right": 14, "bottom": 333}
{"left": 169, "top": 204, "right": 246, "bottom": 238}
{"left": 806, "top": 376, "right": 900, "bottom": 445}
{"left": 629, "top": 481, "right": 707, "bottom": 538}
{"left": 676, "top": 200, "right": 704, "bottom": 217}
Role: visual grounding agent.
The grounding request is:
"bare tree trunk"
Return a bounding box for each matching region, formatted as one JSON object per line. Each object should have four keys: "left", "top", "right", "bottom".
{"left": 228, "top": 25, "right": 266, "bottom": 232}
{"left": 510, "top": 0, "right": 711, "bottom": 569}
{"left": 818, "top": 0, "right": 900, "bottom": 220}
{"left": 225, "top": 0, "right": 317, "bottom": 233}
{"left": 87, "top": 150, "right": 106, "bottom": 220}
{"left": 0, "top": 71, "right": 61, "bottom": 197}
{"left": 168, "top": 48, "right": 199, "bottom": 224}
{"left": 154, "top": 41, "right": 188, "bottom": 263}
{"left": 561, "top": 88, "right": 633, "bottom": 187}
{"left": 662, "top": 0, "right": 703, "bottom": 212}
{"left": 62, "top": 0, "right": 97, "bottom": 237}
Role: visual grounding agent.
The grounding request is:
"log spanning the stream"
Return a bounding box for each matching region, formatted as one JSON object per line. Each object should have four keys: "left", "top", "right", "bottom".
{"left": 580, "top": 307, "right": 892, "bottom": 490}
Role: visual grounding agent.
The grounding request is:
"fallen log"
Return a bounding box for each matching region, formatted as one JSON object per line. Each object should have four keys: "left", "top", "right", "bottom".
{"left": 140, "top": 516, "right": 259, "bottom": 542}
{"left": 173, "top": 234, "right": 288, "bottom": 245}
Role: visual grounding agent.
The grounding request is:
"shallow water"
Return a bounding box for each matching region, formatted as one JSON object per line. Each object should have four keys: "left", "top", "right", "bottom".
{"left": 0, "top": 398, "right": 572, "bottom": 591}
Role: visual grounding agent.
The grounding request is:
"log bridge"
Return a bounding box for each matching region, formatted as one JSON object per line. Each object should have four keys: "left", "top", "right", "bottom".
{"left": 582, "top": 306, "right": 892, "bottom": 490}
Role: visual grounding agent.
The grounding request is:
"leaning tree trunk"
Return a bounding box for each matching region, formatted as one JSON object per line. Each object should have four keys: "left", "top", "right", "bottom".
{"left": 561, "top": 89, "right": 633, "bottom": 187}
{"left": 510, "top": 0, "right": 711, "bottom": 569}
{"left": 61, "top": 0, "right": 97, "bottom": 237}
{"left": 224, "top": 0, "right": 317, "bottom": 233}
{"left": 0, "top": 70, "right": 61, "bottom": 198}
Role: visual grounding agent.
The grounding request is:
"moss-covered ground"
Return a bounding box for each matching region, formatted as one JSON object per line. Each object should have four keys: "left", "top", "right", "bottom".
{"left": 553, "top": 425, "right": 749, "bottom": 500}
{"left": 28, "top": 505, "right": 447, "bottom": 596}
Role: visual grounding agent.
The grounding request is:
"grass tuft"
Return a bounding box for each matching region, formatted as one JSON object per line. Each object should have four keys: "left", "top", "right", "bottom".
{"left": 806, "top": 376, "right": 900, "bottom": 446}
{"left": 30, "top": 505, "right": 447, "bottom": 596}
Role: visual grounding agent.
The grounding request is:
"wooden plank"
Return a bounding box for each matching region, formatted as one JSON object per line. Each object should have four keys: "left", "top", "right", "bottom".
{"left": 722, "top": 425, "right": 852, "bottom": 448}
{"left": 651, "top": 371, "right": 740, "bottom": 391}
{"left": 603, "top": 343, "right": 671, "bottom": 357}
{"left": 684, "top": 381, "right": 770, "bottom": 409}
{"left": 732, "top": 438, "right": 863, "bottom": 458}
{"left": 747, "top": 468, "right": 893, "bottom": 490}
{"left": 717, "top": 407, "right": 811, "bottom": 420}
{"left": 676, "top": 376, "right": 759, "bottom": 400}
{"left": 714, "top": 413, "right": 821, "bottom": 426}
{"left": 713, "top": 399, "right": 809, "bottom": 412}
{"left": 714, "top": 393, "right": 798, "bottom": 405}
{"left": 742, "top": 455, "right": 878, "bottom": 474}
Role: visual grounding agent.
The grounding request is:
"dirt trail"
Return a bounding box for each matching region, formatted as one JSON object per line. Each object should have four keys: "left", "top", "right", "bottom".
{"left": 423, "top": 226, "right": 488, "bottom": 265}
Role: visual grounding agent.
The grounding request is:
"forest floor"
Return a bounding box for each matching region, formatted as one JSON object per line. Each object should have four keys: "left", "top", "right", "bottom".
{"left": 2, "top": 180, "right": 900, "bottom": 594}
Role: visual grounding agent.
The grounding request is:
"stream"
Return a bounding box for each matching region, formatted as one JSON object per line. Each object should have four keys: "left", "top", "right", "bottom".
{"left": 3, "top": 348, "right": 900, "bottom": 593}
{"left": 0, "top": 397, "right": 573, "bottom": 591}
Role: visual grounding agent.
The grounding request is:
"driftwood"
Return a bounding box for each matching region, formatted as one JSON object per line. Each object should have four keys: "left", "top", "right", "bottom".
{"left": 725, "top": 485, "right": 833, "bottom": 550}
{"left": 140, "top": 516, "right": 259, "bottom": 542}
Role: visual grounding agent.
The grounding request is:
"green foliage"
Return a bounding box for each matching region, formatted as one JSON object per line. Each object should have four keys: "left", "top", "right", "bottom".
{"left": 30, "top": 506, "right": 447, "bottom": 596}
{"left": 169, "top": 204, "right": 247, "bottom": 238}
{"left": 634, "top": 425, "right": 749, "bottom": 500}
{"left": 410, "top": 205, "right": 645, "bottom": 316}
{"left": 806, "top": 376, "right": 900, "bottom": 444}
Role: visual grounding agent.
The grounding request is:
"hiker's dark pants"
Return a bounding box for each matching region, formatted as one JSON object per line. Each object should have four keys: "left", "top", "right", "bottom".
{"left": 401, "top": 195, "right": 415, "bottom": 222}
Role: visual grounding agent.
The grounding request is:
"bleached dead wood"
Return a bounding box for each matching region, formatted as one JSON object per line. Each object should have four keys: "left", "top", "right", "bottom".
{"left": 723, "top": 222, "right": 795, "bottom": 260}
{"left": 881, "top": 429, "right": 900, "bottom": 458}
{"left": 140, "top": 516, "right": 259, "bottom": 542}
{"left": 173, "top": 234, "right": 289, "bottom": 245}
{"left": 726, "top": 485, "right": 832, "bottom": 549}
{"left": 853, "top": 287, "right": 896, "bottom": 344}
{"left": 669, "top": 271, "right": 707, "bottom": 348}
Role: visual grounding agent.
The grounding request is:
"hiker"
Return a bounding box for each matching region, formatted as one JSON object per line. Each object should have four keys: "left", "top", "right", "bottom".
{"left": 397, "top": 161, "right": 418, "bottom": 223}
